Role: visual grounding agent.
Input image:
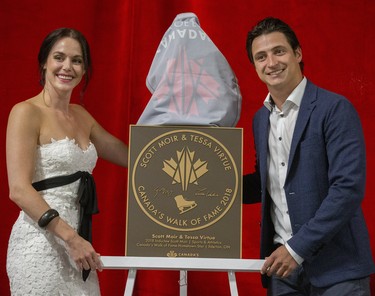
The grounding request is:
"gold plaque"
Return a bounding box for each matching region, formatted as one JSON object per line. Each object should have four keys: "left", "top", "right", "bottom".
{"left": 126, "top": 125, "right": 242, "bottom": 258}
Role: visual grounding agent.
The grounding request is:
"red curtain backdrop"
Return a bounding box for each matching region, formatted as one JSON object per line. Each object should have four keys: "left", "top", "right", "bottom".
{"left": 1, "top": 0, "right": 374, "bottom": 295}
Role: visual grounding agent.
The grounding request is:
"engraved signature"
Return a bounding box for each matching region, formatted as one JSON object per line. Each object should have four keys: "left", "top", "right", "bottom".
{"left": 194, "top": 188, "right": 219, "bottom": 198}
{"left": 154, "top": 187, "right": 173, "bottom": 198}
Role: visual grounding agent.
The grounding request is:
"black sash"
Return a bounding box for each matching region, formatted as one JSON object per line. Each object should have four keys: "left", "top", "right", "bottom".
{"left": 32, "top": 171, "right": 99, "bottom": 281}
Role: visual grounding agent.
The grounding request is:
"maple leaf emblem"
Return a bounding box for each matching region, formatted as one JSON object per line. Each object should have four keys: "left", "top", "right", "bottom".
{"left": 162, "top": 147, "right": 208, "bottom": 191}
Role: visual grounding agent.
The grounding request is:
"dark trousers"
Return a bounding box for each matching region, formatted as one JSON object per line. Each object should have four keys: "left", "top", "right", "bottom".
{"left": 267, "top": 265, "right": 371, "bottom": 296}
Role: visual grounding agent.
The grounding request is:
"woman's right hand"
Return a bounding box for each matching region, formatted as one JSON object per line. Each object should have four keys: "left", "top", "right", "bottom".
{"left": 65, "top": 232, "right": 103, "bottom": 272}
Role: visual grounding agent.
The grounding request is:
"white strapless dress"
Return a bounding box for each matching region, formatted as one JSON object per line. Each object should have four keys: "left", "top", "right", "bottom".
{"left": 7, "top": 138, "right": 101, "bottom": 296}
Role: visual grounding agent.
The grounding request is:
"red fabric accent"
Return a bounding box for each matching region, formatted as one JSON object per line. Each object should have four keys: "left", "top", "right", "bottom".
{"left": 1, "top": 0, "right": 374, "bottom": 295}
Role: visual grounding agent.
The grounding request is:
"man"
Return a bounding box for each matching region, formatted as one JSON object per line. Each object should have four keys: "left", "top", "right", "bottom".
{"left": 243, "top": 17, "right": 374, "bottom": 295}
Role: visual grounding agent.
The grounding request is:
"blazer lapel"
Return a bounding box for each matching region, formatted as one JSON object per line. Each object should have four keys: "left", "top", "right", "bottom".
{"left": 287, "top": 80, "right": 317, "bottom": 178}
{"left": 257, "top": 108, "right": 270, "bottom": 193}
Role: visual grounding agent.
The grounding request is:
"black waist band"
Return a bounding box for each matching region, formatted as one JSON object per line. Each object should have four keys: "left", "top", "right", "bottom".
{"left": 32, "top": 171, "right": 99, "bottom": 281}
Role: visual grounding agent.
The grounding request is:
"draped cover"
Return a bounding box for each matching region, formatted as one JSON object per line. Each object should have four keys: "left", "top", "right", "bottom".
{"left": 137, "top": 12, "right": 242, "bottom": 127}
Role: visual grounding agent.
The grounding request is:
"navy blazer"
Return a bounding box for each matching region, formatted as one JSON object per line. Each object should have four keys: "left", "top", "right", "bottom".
{"left": 243, "top": 79, "right": 375, "bottom": 288}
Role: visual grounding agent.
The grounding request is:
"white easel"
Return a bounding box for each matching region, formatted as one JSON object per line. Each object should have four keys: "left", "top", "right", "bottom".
{"left": 101, "top": 256, "right": 264, "bottom": 296}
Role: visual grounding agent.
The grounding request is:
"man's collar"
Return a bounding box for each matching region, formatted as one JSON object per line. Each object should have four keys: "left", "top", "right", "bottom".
{"left": 263, "top": 77, "right": 307, "bottom": 112}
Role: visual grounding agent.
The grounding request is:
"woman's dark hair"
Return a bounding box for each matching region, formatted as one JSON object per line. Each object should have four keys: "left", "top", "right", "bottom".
{"left": 246, "top": 17, "right": 304, "bottom": 71}
{"left": 38, "top": 28, "right": 92, "bottom": 93}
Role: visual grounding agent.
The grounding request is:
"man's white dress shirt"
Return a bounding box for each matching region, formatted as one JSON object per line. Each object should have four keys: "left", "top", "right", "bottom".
{"left": 264, "top": 77, "right": 307, "bottom": 265}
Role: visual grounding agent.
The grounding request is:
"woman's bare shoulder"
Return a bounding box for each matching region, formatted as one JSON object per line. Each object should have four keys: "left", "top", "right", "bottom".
{"left": 9, "top": 97, "right": 42, "bottom": 118}
{"left": 70, "top": 103, "right": 96, "bottom": 121}
{"left": 69, "top": 103, "right": 86, "bottom": 112}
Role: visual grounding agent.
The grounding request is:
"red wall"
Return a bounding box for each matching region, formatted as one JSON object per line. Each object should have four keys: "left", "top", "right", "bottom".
{"left": 1, "top": 0, "right": 374, "bottom": 295}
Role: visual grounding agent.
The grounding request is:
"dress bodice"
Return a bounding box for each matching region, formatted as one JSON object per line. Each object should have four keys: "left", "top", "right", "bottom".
{"left": 32, "top": 137, "right": 98, "bottom": 219}
{"left": 34, "top": 137, "right": 98, "bottom": 182}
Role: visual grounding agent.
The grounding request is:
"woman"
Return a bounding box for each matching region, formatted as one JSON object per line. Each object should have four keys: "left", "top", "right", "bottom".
{"left": 6, "top": 28, "right": 128, "bottom": 295}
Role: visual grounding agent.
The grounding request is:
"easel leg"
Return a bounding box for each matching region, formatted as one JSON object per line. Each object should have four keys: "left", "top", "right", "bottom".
{"left": 124, "top": 269, "right": 137, "bottom": 296}
{"left": 228, "top": 270, "right": 238, "bottom": 296}
{"left": 179, "top": 270, "right": 188, "bottom": 296}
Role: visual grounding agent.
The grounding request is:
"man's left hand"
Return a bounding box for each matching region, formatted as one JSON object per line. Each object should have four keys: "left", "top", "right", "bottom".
{"left": 261, "top": 245, "right": 298, "bottom": 278}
